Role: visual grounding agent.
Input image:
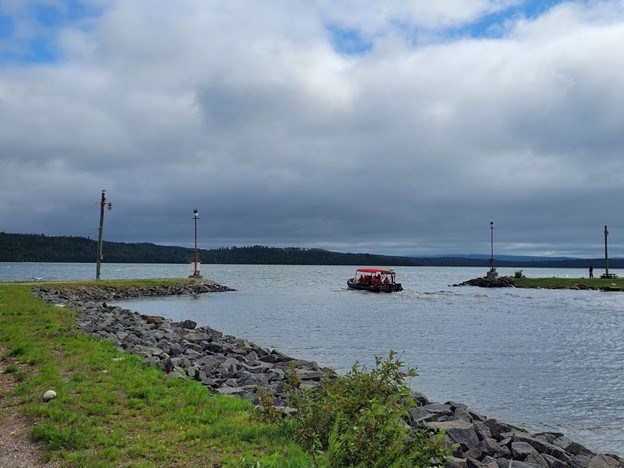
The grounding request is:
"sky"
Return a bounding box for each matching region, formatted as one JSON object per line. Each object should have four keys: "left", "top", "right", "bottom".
{"left": 1, "top": 0, "right": 624, "bottom": 258}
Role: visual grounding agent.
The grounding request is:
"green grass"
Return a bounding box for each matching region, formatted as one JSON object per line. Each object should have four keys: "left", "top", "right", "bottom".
{"left": 0, "top": 281, "right": 313, "bottom": 466}
{"left": 512, "top": 276, "right": 624, "bottom": 291}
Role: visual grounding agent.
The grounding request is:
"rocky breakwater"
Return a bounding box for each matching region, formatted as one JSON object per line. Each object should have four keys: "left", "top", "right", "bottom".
{"left": 409, "top": 396, "right": 623, "bottom": 468}
{"left": 37, "top": 280, "right": 234, "bottom": 302}
{"left": 453, "top": 276, "right": 516, "bottom": 288}
{"left": 35, "top": 283, "right": 623, "bottom": 468}
{"left": 34, "top": 282, "right": 329, "bottom": 406}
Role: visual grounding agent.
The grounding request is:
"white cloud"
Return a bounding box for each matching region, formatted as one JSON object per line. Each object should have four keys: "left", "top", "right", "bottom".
{"left": 317, "top": 0, "right": 520, "bottom": 33}
{"left": 2, "top": 1, "right": 624, "bottom": 256}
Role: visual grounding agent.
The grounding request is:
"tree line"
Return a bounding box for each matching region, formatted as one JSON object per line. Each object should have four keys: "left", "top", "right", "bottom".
{"left": 1, "top": 232, "right": 619, "bottom": 268}
{"left": 0, "top": 232, "right": 422, "bottom": 266}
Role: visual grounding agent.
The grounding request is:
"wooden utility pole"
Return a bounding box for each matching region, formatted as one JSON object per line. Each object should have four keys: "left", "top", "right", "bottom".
{"left": 96, "top": 190, "right": 111, "bottom": 280}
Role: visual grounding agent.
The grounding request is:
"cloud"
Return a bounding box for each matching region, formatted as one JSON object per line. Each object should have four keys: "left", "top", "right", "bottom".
{"left": 317, "top": 0, "right": 519, "bottom": 34}
{"left": 2, "top": 0, "right": 624, "bottom": 257}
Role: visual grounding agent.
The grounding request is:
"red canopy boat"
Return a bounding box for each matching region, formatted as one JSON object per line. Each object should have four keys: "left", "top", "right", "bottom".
{"left": 347, "top": 268, "right": 403, "bottom": 293}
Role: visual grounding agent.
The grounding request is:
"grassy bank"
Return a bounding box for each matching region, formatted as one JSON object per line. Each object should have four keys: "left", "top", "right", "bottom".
{"left": 512, "top": 276, "right": 624, "bottom": 291}
{"left": 0, "top": 280, "right": 311, "bottom": 466}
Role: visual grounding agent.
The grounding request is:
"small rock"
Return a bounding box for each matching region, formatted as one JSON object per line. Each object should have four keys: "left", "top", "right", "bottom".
{"left": 144, "top": 315, "right": 166, "bottom": 325}
{"left": 43, "top": 390, "right": 57, "bottom": 401}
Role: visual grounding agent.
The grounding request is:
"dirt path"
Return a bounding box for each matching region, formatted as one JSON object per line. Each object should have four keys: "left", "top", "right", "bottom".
{"left": 0, "top": 347, "right": 57, "bottom": 467}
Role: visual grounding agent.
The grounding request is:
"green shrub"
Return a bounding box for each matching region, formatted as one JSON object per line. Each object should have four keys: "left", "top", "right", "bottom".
{"left": 260, "top": 352, "right": 449, "bottom": 466}
{"left": 514, "top": 270, "right": 525, "bottom": 278}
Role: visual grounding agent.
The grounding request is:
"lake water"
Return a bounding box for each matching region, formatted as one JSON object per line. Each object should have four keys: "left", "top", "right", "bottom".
{"left": 2, "top": 262, "right": 623, "bottom": 456}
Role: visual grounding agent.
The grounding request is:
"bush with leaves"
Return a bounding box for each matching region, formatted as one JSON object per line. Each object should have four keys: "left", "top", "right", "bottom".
{"left": 259, "top": 352, "right": 449, "bottom": 466}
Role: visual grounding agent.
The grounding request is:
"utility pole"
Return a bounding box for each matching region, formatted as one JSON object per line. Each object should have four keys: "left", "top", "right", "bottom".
{"left": 96, "top": 190, "right": 112, "bottom": 280}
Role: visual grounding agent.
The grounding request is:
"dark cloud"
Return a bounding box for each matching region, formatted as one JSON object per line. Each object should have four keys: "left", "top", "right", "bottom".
{"left": 2, "top": 1, "right": 624, "bottom": 257}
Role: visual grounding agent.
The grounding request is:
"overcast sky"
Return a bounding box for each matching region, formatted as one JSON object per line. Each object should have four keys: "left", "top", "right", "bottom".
{"left": 1, "top": 0, "right": 624, "bottom": 258}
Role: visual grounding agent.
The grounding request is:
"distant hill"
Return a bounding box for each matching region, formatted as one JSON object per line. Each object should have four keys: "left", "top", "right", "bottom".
{"left": 0, "top": 232, "right": 421, "bottom": 266}
{"left": 1, "top": 232, "right": 620, "bottom": 268}
{"left": 427, "top": 254, "right": 575, "bottom": 262}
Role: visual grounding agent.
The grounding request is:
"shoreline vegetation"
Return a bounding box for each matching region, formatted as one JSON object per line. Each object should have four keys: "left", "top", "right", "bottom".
{"left": 1, "top": 279, "right": 623, "bottom": 466}
{"left": 2, "top": 232, "right": 624, "bottom": 269}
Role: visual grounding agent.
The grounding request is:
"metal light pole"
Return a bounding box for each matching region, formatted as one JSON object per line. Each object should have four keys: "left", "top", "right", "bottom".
{"left": 489, "top": 221, "right": 495, "bottom": 271}
{"left": 604, "top": 225, "right": 609, "bottom": 278}
{"left": 190, "top": 209, "right": 202, "bottom": 278}
{"left": 96, "top": 190, "right": 112, "bottom": 280}
{"left": 487, "top": 221, "right": 498, "bottom": 278}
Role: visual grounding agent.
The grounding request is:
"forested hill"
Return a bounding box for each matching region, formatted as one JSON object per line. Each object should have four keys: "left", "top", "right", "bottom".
{"left": 1, "top": 232, "right": 620, "bottom": 268}
{"left": 0, "top": 232, "right": 421, "bottom": 266}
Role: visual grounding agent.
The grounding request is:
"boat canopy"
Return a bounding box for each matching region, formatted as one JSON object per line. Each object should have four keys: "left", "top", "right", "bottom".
{"left": 355, "top": 268, "right": 394, "bottom": 274}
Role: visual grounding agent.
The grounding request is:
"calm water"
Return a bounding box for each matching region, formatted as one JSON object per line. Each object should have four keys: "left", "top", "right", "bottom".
{"left": 2, "top": 262, "right": 623, "bottom": 456}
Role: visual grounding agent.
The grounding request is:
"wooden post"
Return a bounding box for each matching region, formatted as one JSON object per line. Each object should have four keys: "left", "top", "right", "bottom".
{"left": 96, "top": 190, "right": 106, "bottom": 281}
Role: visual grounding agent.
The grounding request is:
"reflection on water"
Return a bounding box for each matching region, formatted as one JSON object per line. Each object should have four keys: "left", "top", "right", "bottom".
{"left": 2, "top": 262, "right": 623, "bottom": 456}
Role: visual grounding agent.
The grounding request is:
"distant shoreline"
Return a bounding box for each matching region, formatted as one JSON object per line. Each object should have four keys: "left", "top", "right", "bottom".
{"left": 2, "top": 232, "right": 623, "bottom": 268}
